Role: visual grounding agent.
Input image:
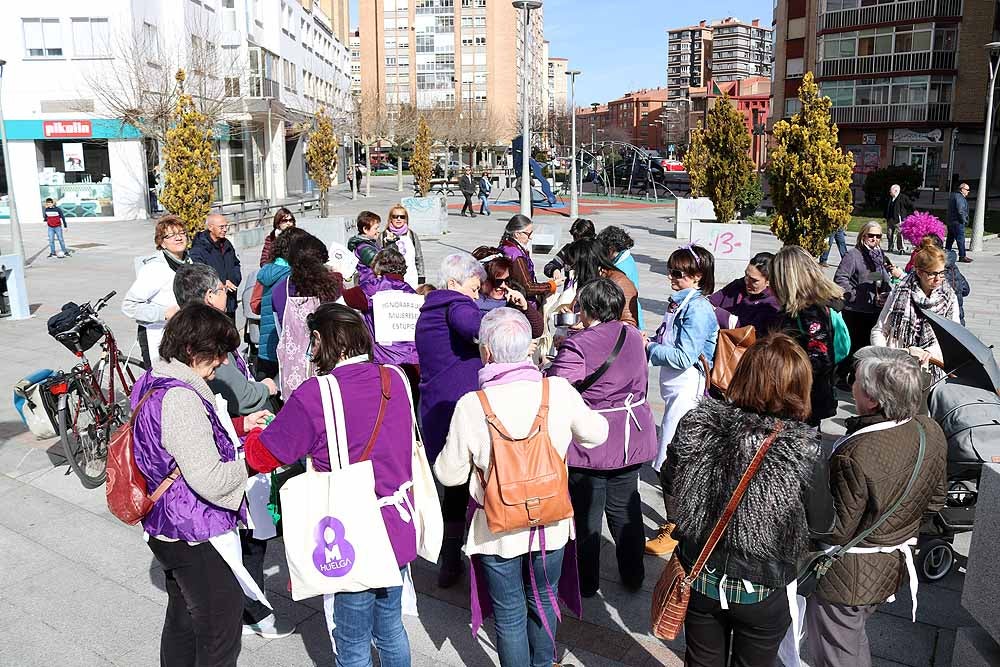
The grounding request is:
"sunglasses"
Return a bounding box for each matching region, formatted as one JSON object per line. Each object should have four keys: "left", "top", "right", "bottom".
{"left": 492, "top": 276, "right": 509, "bottom": 287}
{"left": 391, "top": 214, "right": 407, "bottom": 219}
{"left": 669, "top": 269, "right": 687, "bottom": 279}
{"left": 280, "top": 216, "right": 295, "bottom": 224}
{"left": 865, "top": 233, "right": 882, "bottom": 239}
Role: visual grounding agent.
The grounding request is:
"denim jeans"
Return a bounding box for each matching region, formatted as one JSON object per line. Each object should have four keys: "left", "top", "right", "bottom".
{"left": 332, "top": 567, "right": 410, "bottom": 667}
{"left": 946, "top": 223, "right": 968, "bottom": 259}
{"left": 479, "top": 194, "right": 491, "bottom": 215}
{"left": 47, "top": 226, "right": 67, "bottom": 254}
{"left": 819, "top": 229, "right": 847, "bottom": 263}
{"left": 479, "top": 546, "right": 565, "bottom": 667}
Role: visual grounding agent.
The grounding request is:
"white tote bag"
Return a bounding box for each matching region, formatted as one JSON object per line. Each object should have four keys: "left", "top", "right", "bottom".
{"left": 387, "top": 365, "right": 443, "bottom": 563}
{"left": 279, "top": 374, "right": 403, "bottom": 600}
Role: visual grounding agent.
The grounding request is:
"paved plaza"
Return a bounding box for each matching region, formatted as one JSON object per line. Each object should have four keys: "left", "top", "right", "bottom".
{"left": 0, "top": 176, "right": 993, "bottom": 665}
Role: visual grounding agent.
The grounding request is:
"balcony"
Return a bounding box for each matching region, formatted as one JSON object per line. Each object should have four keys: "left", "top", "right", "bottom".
{"left": 819, "top": 49, "right": 957, "bottom": 77}
{"left": 830, "top": 102, "right": 951, "bottom": 125}
{"left": 820, "top": 0, "right": 962, "bottom": 31}
{"left": 249, "top": 77, "right": 281, "bottom": 100}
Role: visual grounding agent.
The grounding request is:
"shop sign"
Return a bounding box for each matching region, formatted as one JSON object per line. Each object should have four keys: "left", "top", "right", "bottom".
{"left": 862, "top": 133, "right": 877, "bottom": 145}
{"left": 892, "top": 128, "right": 944, "bottom": 144}
{"left": 43, "top": 120, "right": 92, "bottom": 138}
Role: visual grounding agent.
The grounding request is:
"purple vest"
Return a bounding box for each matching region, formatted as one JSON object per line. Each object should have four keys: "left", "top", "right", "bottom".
{"left": 501, "top": 239, "right": 535, "bottom": 278}
{"left": 131, "top": 373, "right": 242, "bottom": 541}
{"left": 361, "top": 276, "right": 419, "bottom": 366}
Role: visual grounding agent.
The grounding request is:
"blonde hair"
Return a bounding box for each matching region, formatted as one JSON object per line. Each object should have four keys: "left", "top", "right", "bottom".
{"left": 387, "top": 204, "right": 408, "bottom": 222}
{"left": 771, "top": 245, "right": 844, "bottom": 317}
{"left": 912, "top": 236, "right": 945, "bottom": 272}
{"left": 855, "top": 221, "right": 883, "bottom": 249}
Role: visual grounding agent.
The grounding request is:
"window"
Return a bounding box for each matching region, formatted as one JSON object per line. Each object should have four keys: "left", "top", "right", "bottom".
{"left": 70, "top": 18, "right": 110, "bottom": 58}
{"left": 786, "top": 57, "right": 804, "bottom": 77}
{"left": 23, "top": 18, "right": 63, "bottom": 57}
{"left": 858, "top": 27, "right": 892, "bottom": 56}
{"left": 143, "top": 22, "right": 160, "bottom": 64}
{"left": 474, "top": 36, "right": 486, "bottom": 46}
{"left": 854, "top": 78, "right": 890, "bottom": 105}
{"left": 784, "top": 98, "right": 802, "bottom": 115}
{"left": 820, "top": 80, "right": 854, "bottom": 106}
{"left": 822, "top": 31, "right": 856, "bottom": 59}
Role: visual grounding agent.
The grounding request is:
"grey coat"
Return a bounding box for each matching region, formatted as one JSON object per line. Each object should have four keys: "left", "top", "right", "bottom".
{"left": 208, "top": 351, "right": 271, "bottom": 416}
{"left": 834, "top": 247, "right": 892, "bottom": 314}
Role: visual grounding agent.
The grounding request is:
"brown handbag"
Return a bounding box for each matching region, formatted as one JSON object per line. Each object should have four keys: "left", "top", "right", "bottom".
{"left": 475, "top": 379, "right": 574, "bottom": 534}
{"left": 700, "top": 325, "right": 756, "bottom": 396}
{"left": 650, "top": 421, "right": 784, "bottom": 641}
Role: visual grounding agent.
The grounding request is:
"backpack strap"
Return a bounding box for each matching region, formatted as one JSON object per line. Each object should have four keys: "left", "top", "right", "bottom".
{"left": 359, "top": 366, "right": 392, "bottom": 462}
{"left": 531, "top": 378, "right": 550, "bottom": 433}
{"left": 574, "top": 327, "right": 628, "bottom": 393}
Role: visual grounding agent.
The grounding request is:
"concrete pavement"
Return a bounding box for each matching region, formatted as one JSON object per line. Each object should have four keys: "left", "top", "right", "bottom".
{"left": 0, "top": 175, "right": 993, "bottom": 665}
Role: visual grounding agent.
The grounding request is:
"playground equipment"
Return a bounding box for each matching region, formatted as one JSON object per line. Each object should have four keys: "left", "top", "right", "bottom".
{"left": 511, "top": 135, "right": 558, "bottom": 206}
{"left": 570, "top": 141, "right": 689, "bottom": 202}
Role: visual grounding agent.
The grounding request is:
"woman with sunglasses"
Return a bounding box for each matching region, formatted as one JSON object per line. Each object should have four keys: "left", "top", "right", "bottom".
{"left": 644, "top": 245, "right": 719, "bottom": 556}
{"left": 499, "top": 214, "right": 561, "bottom": 305}
{"left": 871, "top": 237, "right": 959, "bottom": 381}
{"left": 259, "top": 207, "right": 296, "bottom": 267}
{"left": 474, "top": 251, "right": 544, "bottom": 338}
{"left": 380, "top": 204, "right": 425, "bottom": 287}
{"left": 833, "top": 222, "right": 904, "bottom": 378}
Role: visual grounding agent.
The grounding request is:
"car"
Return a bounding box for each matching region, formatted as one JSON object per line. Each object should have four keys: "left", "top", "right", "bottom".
{"left": 373, "top": 162, "right": 396, "bottom": 172}
{"left": 446, "top": 161, "right": 468, "bottom": 171}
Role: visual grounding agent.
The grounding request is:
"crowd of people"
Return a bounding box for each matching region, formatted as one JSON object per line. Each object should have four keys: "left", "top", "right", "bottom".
{"left": 119, "top": 200, "right": 957, "bottom": 667}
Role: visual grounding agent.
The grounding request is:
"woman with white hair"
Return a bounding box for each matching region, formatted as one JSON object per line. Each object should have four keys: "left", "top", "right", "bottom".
{"left": 435, "top": 308, "right": 608, "bottom": 667}
{"left": 415, "top": 251, "right": 487, "bottom": 588}
{"left": 806, "top": 346, "right": 946, "bottom": 667}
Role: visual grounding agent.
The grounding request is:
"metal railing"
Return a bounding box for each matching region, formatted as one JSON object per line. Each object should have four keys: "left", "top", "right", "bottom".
{"left": 820, "top": 0, "right": 962, "bottom": 31}
{"left": 210, "top": 195, "right": 321, "bottom": 231}
{"left": 830, "top": 101, "right": 951, "bottom": 125}
{"left": 818, "top": 49, "right": 957, "bottom": 77}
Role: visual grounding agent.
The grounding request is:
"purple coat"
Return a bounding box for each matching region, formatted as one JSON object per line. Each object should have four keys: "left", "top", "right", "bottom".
{"left": 708, "top": 278, "right": 782, "bottom": 333}
{"left": 415, "top": 289, "right": 484, "bottom": 461}
{"left": 259, "top": 362, "right": 417, "bottom": 569}
{"left": 360, "top": 275, "right": 419, "bottom": 366}
{"left": 131, "top": 374, "right": 242, "bottom": 541}
{"left": 546, "top": 321, "right": 657, "bottom": 469}
{"left": 501, "top": 238, "right": 534, "bottom": 276}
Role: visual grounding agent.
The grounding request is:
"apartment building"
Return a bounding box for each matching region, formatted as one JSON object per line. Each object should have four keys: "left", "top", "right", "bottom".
{"left": 771, "top": 0, "right": 997, "bottom": 190}
{"left": 350, "top": 27, "right": 362, "bottom": 97}
{"left": 577, "top": 88, "right": 670, "bottom": 151}
{"left": 547, "top": 54, "right": 569, "bottom": 115}
{"left": 667, "top": 17, "right": 772, "bottom": 100}
{"left": 687, "top": 77, "right": 771, "bottom": 167}
{"left": 358, "top": 0, "right": 546, "bottom": 145}
{"left": 1, "top": 0, "right": 352, "bottom": 221}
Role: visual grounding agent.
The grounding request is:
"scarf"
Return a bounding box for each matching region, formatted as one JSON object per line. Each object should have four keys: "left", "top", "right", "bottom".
{"left": 886, "top": 272, "right": 955, "bottom": 350}
{"left": 862, "top": 244, "right": 885, "bottom": 272}
{"left": 163, "top": 250, "right": 190, "bottom": 272}
{"left": 478, "top": 360, "right": 542, "bottom": 388}
{"left": 390, "top": 222, "right": 409, "bottom": 237}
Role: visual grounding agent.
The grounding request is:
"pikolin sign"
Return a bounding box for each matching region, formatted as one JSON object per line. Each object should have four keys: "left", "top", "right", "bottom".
{"left": 43, "top": 120, "right": 93, "bottom": 138}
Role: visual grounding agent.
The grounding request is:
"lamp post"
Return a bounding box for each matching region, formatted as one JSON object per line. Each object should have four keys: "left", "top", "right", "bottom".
{"left": 566, "top": 69, "right": 580, "bottom": 218}
{"left": 0, "top": 60, "right": 24, "bottom": 259}
{"left": 972, "top": 42, "right": 1000, "bottom": 252}
{"left": 590, "top": 102, "right": 599, "bottom": 148}
{"left": 513, "top": 0, "right": 542, "bottom": 218}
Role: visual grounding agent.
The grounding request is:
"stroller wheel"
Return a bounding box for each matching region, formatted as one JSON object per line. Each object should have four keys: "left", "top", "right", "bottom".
{"left": 917, "top": 539, "right": 955, "bottom": 582}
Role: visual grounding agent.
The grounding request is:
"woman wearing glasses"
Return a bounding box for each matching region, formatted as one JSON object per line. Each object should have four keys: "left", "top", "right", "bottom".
{"left": 871, "top": 237, "right": 959, "bottom": 381}
{"left": 380, "top": 204, "right": 425, "bottom": 287}
{"left": 833, "top": 222, "right": 904, "bottom": 377}
{"left": 499, "top": 214, "right": 562, "bottom": 305}
{"left": 259, "top": 207, "right": 296, "bottom": 267}
{"left": 122, "top": 215, "right": 192, "bottom": 368}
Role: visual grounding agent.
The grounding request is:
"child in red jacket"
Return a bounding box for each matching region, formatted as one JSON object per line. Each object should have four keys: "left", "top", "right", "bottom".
{"left": 43, "top": 198, "right": 68, "bottom": 258}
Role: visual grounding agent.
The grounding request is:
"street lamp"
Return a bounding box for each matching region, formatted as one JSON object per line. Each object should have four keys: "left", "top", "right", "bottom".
{"left": 590, "top": 102, "right": 600, "bottom": 148}
{"left": 566, "top": 69, "right": 580, "bottom": 218}
{"left": 972, "top": 41, "right": 1000, "bottom": 252}
{"left": 513, "top": 0, "right": 542, "bottom": 217}
{"left": 0, "top": 59, "right": 24, "bottom": 260}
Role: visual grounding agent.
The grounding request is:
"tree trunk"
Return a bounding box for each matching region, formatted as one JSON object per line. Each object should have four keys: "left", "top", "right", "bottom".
{"left": 320, "top": 189, "right": 328, "bottom": 218}
{"left": 397, "top": 153, "right": 403, "bottom": 192}
{"left": 364, "top": 143, "right": 371, "bottom": 198}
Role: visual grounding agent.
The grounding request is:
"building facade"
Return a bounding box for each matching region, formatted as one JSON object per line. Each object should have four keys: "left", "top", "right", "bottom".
{"left": 1, "top": 0, "right": 351, "bottom": 222}
{"left": 771, "top": 0, "right": 998, "bottom": 190}
{"left": 350, "top": 27, "right": 362, "bottom": 97}
{"left": 358, "top": 0, "right": 545, "bottom": 145}
{"left": 687, "top": 77, "right": 771, "bottom": 167}
{"left": 577, "top": 88, "right": 670, "bottom": 151}
{"left": 547, "top": 54, "right": 569, "bottom": 115}
{"left": 667, "top": 17, "right": 772, "bottom": 100}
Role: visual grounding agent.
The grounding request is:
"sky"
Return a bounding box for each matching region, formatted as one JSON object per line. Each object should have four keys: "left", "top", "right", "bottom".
{"left": 348, "top": 0, "right": 774, "bottom": 106}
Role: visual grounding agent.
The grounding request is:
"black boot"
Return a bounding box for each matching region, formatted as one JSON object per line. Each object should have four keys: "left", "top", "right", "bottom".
{"left": 437, "top": 522, "right": 466, "bottom": 588}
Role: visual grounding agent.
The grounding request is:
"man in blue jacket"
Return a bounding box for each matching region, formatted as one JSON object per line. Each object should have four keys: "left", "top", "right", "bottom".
{"left": 189, "top": 213, "right": 243, "bottom": 318}
{"left": 947, "top": 182, "right": 973, "bottom": 263}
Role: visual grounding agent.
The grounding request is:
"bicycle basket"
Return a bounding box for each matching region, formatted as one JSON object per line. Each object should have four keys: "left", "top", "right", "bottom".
{"left": 47, "top": 302, "right": 104, "bottom": 352}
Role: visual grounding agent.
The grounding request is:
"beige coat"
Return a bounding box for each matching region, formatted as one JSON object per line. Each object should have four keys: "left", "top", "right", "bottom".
{"left": 434, "top": 377, "right": 609, "bottom": 558}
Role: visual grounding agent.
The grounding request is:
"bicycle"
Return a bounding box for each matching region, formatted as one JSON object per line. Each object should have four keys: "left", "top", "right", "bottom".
{"left": 46, "top": 291, "right": 146, "bottom": 488}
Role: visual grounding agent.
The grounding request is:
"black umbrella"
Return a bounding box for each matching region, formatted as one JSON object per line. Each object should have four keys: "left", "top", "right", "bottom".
{"left": 919, "top": 305, "right": 1000, "bottom": 394}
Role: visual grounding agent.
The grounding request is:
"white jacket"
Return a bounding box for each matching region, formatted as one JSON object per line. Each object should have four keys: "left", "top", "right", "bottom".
{"left": 121, "top": 252, "right": 182, "bottom": 362}
{"left": 434, "top": 377, "right": 608, "bottom": 558}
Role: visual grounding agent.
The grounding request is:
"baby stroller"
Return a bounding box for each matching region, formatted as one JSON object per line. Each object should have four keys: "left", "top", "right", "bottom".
{"left": 919, "top": 307, "right": 1000, "bottom": 581}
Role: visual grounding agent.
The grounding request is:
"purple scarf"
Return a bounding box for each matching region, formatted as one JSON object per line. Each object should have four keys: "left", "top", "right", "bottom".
{"left": 477, "top": 360, "right": 542, "bottom": 388}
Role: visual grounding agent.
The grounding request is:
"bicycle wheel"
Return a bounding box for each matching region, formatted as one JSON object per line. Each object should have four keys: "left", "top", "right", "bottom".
{"left": 58, "top": 378, "right": 119, "bottom": 488}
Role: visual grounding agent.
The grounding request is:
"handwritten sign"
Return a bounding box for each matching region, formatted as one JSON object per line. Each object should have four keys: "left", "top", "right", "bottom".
{"left": 372, "top": 291, "right": 424, "bottom": 344}
{"left": 690, "top": 222, "right": 752, "bottom": 262}
{"left": 675, "top": 198, "right": 717, "bottom": 239}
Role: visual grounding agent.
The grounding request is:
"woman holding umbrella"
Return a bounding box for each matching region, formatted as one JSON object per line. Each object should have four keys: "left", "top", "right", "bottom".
{"left": 871, "top": 238, "right": 959, "bottom": 381}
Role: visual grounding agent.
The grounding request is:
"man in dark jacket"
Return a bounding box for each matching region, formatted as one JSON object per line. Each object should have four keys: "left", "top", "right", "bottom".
{"left": 189, "top": 213, "right": 242, "bottom": 318}
{"left": 884, "top": 184, "right": 911, "bottom": 254}
{"left": 806, "top": 346, "right": 947, "bottom": 667}
{"left": 459, "top": 167, "right": 476, "bottom": 217}
{"left": 946, "top": 182, "right": 972, "bottom": 262}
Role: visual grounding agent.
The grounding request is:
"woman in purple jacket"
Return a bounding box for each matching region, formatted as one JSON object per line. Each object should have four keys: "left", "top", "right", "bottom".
{"left": 244, "top": 304, "right": 417, "bottom": 667}
{"left": 708, "top": 251, "right": 781, "bottom": 333}
{"left": 546, "top": 278, "right": 657, "bottom": 597}
{"left": 414, "top": 252, "right": 486, "bottom": 588}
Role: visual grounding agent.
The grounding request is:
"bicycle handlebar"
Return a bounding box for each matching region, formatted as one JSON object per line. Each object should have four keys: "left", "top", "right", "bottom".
{"left": 92, "top": 291, "right": 117, "bottom": 313}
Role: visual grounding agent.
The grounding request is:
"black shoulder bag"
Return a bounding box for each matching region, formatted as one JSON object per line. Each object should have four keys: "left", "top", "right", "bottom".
{"left": 574, "top": 326, "right": 628, "bottom": 393}
{"left": 797, "top": 421, "right": 926, "bottom": 597}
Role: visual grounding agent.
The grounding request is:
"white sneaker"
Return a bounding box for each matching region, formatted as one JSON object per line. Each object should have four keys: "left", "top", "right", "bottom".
{"left": 242, "top": 614, "right": 296, "bottom": 639}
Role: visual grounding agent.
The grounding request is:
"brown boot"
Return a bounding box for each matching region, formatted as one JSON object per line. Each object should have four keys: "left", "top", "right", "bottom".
{"left": 645, "top": 523, "right": 678, "bottom": 556}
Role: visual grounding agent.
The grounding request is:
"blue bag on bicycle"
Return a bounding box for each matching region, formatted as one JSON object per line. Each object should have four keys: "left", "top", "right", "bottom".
{"left": 13, "top": 369, "right": 58, "bottom": 438}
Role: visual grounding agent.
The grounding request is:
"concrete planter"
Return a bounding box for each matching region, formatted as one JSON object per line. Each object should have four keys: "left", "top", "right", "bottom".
{"left": 403, "top": 195, "right": 448, "bottom": 236}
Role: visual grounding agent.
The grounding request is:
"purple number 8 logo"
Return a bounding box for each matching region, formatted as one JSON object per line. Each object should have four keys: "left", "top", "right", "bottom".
{"left": 312, "top": 516, "right": 356, "bottom": 577}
